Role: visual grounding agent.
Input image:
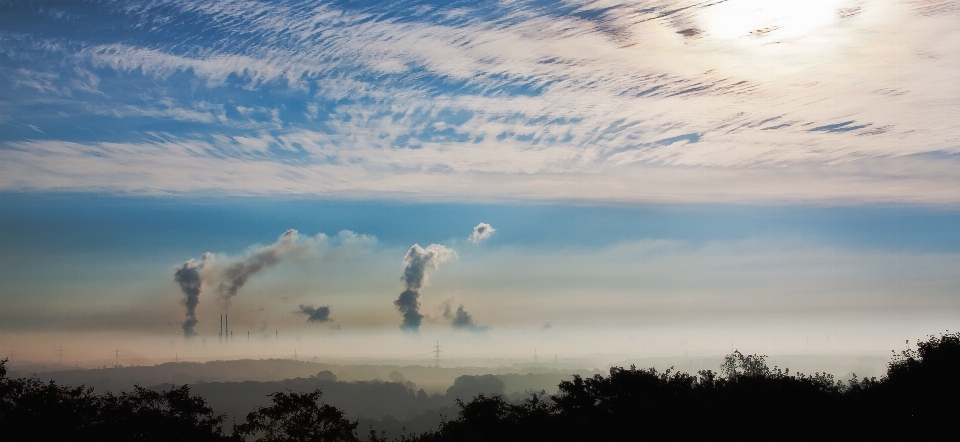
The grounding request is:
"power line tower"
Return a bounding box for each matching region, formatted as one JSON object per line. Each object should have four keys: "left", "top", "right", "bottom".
{"left": 114, "top": 348, "right": 121, "bottom": 368}
{"left": 433, "top": 340, "right": 442, "bottom": 368}
{"left": 57, "top": 346, "right": 65, "bottom": 365}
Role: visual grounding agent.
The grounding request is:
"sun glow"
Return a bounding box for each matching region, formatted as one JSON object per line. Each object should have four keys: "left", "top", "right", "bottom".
{"left": 702, "top": 0, "right": 843, "bottom": 42}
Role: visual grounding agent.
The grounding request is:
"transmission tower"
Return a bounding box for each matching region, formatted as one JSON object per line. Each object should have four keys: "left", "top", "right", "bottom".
{"left": 114, "top": 348, "right": 121, "bottom": 368}
{"left": 433, "top": 340, "right": 442, "bottom": 367}
{"left": 58, "top": 346, "right": 65, "bottom": 365}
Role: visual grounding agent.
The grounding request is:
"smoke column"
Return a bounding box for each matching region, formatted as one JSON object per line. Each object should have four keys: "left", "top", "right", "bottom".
{"left": 395, "top": 244, "right": 455, "bottom": 332}
{"left": 217, "top": 229, "right": 301, "bottom": 310}
{"left": 298, "top": 304, "right": 332, "bottom": 323}
{"left": 174, "top": 258, "right": 204, "bottom": 338}
{"left": 468, "top": 223, "right": 496, "bottom": 243}
{"left": 442, "top": 298, "right": 488, "bottom": 331}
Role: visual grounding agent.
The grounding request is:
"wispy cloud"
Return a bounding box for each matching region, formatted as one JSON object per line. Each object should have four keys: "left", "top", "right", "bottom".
{"left": 2, "top": 0, "right": 959, "bottom": 203}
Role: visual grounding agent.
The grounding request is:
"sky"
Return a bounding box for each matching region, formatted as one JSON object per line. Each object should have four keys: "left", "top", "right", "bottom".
{"left": 0, "top": 0, "right": 958, "bottom": 369}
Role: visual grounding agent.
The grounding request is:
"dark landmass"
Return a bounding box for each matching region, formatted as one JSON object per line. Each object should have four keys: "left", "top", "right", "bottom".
{"left": 2, "top": 332, "right": 958, "bottom": 441}
{"left": 18, "top": 359, "right": 582, "bottom": 397}
{"left": 11, "top": 360, "right": 579, "bottom": 439}
{"left": 155, "top": 373, "right": 541, "bottom": 436}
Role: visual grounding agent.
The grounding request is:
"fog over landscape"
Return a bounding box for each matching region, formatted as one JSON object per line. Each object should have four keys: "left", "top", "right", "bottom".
{"left": 1, "top": 0, "right": 959, "bottom": 438}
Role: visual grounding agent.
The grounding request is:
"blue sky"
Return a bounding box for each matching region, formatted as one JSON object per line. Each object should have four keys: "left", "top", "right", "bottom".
{"left": 1, "top": 0, "right": 959, "bottom": 365}
{"left": 3, "top": 0, "right": 960, "bottom": 203}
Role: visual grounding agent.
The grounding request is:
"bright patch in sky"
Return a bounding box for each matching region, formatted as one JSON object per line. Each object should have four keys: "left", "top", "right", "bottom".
{"left": 703, "top": 0, "right": 842, "bottom": 41}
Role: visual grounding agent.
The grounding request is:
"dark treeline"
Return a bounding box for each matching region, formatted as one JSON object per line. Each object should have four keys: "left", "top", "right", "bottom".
{"left": 21, "top": 359, "right": 571, "bottom": 402}
{"left": 2, "top": 332, "right": 958, "bottom": 441}
{"left": 168, "top": 372, "right": 515, "bottom": 436}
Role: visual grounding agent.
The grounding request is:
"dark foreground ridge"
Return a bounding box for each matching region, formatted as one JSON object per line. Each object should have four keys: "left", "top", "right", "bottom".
{"left": 2, "top": 332, "right": 958, "bottom": 441}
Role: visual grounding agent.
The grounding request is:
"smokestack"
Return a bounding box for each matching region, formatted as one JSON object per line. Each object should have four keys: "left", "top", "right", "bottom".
{"left": 220, "top": 314, "right": 223, "bottom": 343}
{"left": 225, "top": 314, "right": 228, "bottom": 343}
{"left": 394, "top": 244, "right": 455, "bottom": 332}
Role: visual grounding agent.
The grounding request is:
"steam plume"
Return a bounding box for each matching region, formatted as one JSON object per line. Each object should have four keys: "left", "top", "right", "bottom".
{"left": 468, "top": 223, "right": 496, "bottom": 244}
{"left": 395, "top": 289, "right": 422, "bottom": 330}
{"left": 395, "top": 244, "right": 455, "bottom": 331}
{"left": 442, "top": 298, "right": 489, "bottom": 332}
{"left": 217, "top": 229, "right": 302, "bottom": 310}
{"left": 298, "top": 304, "right": 332, "bottom": 323}
{"left": 174, "top": 255, "right": 208, "bottom": 338}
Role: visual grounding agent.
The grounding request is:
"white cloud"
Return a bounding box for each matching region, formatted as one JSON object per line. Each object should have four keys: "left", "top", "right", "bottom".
{"left": 5, "top": 135, "right": 960, "bottom": 204}
{"left": 3, "top": 0, "right": 960, "bottom": 203}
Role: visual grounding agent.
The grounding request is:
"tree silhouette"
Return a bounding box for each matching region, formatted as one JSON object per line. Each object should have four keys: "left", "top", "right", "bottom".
{"left": 233, "top": 389, "right": 360, "bottom": 442}
{"left": 4, "top": 331, "right": 960, "bottom": 441}
{"left": 91, "top": 385, "right": 230, "bottom": 441}
{"left": 0, "top": 358, "right": 101, "bottom": 441}
{"left": 0, "top": 358, "right": 231, "bottom": 441}
{"left": 842, "top": 332, "right": 960, "bottom": 438}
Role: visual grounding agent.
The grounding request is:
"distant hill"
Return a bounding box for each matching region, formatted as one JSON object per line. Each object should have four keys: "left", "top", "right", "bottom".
{"left": 20, "top": 358, "right": 593, "bottom": 439}
{"left": 27, "top": 358, "right": 590, "bottom": 395}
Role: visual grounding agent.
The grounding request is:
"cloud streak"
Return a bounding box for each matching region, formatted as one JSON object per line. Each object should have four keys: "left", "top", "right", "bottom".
{"left": 2, "top": 1, "right": 959, "bottom": 203}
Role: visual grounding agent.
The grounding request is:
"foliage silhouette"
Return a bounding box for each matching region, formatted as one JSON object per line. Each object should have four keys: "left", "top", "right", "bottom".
{"left": 91, "top": 385, "right": 231, "bottom": 441}
{"left": 0, "top": 358, "right": 231, "bottom": 441}
{"left": 0, "top": 358, "right": 102, "bottom": 441}
{"left": 408, "top": 332, "right": 960, "bottom": 441}
{"left": 233, "top": 389, "right": 360, "bottom": 442}
{"left": 841, "top": 332, "right": 960, "bottom": 438}
{"left": 2, "top": 331, "right": 959, "bottom": 441}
